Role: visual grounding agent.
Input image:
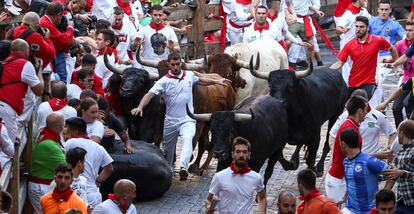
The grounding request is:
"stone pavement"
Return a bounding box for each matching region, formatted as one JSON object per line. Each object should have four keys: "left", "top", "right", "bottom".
{"left": 134, "top": 42, "right": 400, "bottom": 213}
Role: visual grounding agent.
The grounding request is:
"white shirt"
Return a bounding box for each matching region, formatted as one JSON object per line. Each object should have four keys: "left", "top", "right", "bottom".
{"left": 67, "top": 84, "right": 82, "bottom": 100}
{"left": 136, "top": 25, "right": 178, "bottom": 75}
{"left": 337, "top": 8, "right": 371, "bottom": 48}
{"left": 111, "top": 16, "right": 138, "bottom": 62}
{"left": 48, "top": 175, "right": 88, "bottom": 205}
{"left": 330, "top": 110, "right": 396, "bottom": 155}
{"left": 289, "top": 0, "right": 311, "bottom": 16}
{"left": 132, "top": 1, "right": 144, "bottom": 29}
{"left": 243, "top": 21, "right": 282, "bottom": 43}
{"left": 92, "top": 199, "right": 137, "bottom": 214}
{"left": 222, "top": 0, "right": 252, "bottom": 29}
{"left": 92, "top": 0, "right": 117, "bottom": 20}
{"left": 64, "top": 138, "right": 113, "bottom": 196}
{"left": 149, "top": 70, "right": 199, "bottom": 119}
{"left": 87, "top": 120, "right": 104, "bottom": 139}
{"left": 21, "top": 61, "right": 41, "bottom": 87}
{"left": 95, "top": 53, "right": 117, "bottom": 88}
{"left": 209, "top": 167, "right": 264, "bottom": 214}
{"left": 0, "top": 125, "right": 14, "bottom": 158}
{"left": 36, "top": 101, "right": 77, "bottom": 132}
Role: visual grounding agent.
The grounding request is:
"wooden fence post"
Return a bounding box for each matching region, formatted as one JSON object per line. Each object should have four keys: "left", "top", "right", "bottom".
{"left": 189, "top": 0, "right": 206, "bottom": 58}
{"left": 11, "top": 139, "right": 20, "bottom": 214}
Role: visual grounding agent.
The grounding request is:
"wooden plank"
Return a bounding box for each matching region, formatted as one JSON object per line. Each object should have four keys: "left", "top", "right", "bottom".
{"left": 204, "top": 19, "right": 222, "bottom": 32}
{"left": 205, "top": 4, "right": 220, "bottom": 18}
{"left": 165, "top": 5, "right": 193, "bottom": 20}
{"left": 11, "top": 142, "right": 20, "bottom": 214}
{"left": 188, "top": 0, "right": 206, "bottom": 58}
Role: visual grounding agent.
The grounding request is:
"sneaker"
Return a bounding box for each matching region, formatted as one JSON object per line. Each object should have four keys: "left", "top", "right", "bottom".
{"left": 179, "top": 167, "right": 188, "bottom": 181}
{"left": 7, "top": 4, "right": 22, "bottom": 12}
{"left": 317, "top": 61, "right": 324, "bottom": 66}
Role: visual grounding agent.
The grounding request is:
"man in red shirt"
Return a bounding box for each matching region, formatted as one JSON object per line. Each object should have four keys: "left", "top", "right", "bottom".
{"left": 331, "top": 16, "right": 398, "bottom": 100}
{"left": 0, "top": 39, "right": 44, "bottom": 143}
{"left": 6, "top": 12, "right": 55, "bottom": 69}
{"left": 334, "top": 0, "right": 352, "bottom": 24}
{"left": 325, "top": 94, "right": 368, "bottom": 203}
{"left": 40, "top": 2, "right": 76, "bottom": 84}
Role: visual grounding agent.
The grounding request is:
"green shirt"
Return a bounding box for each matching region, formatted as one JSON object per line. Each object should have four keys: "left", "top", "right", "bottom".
{"left": 29, "top": 140, "right": 66, "bottom": 180}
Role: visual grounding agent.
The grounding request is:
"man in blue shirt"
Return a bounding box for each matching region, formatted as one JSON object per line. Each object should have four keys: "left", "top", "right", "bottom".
{"left": 369, "top": 0, "right": 405, "bottom": 55}
{"left": 340, "top": 128, "right": 389, "bottom": 214}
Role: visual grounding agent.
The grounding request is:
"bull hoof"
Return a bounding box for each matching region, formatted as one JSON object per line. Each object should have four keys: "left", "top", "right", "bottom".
{"left": 188, "top": 164, "right": 199, "bottom": 174}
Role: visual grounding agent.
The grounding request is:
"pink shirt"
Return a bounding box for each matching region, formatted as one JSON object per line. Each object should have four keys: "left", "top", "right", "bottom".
{"left": 395, "top": 39, "right": 414, "bottom": 83}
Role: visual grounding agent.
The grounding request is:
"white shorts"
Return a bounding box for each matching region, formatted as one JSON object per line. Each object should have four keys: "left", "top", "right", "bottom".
{"left": 0, "top": 101, "right": 18, "bottom": 143}
{"left": 325, "top": 172, "right": 346, "bottom": 203}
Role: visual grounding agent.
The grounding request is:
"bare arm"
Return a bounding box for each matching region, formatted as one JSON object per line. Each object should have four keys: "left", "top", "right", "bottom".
{"left": 205, "top": 192, "right": 214, "bottom": 214}
{"left": 330, "top": 60, "right": 345, "bottom": 70}
{"left": 377, "top": 87, "right": 403, "bottom": 111}
{"left": 96, "top": 164, "right": 114, "bottom": 186}
{"left": 409, "top": 12, "right": 414, "bottom": 22}
{"left": 249, "top": 0, "right": 260, "bottom": 18}
{"left": 384, "top": 179, "right": 395, "bottom": 190}
{"left": 387, "top": 133, "right": 397, "bottom": 148}
{"left": 131, "top": 92, "right": 156, "bottom": 117}
{"left": 257, "top": 190, "right": 267, "bottom": 214}
{"left": 392, "top": 55, "right": 409, "bottom": 68}
{"left": 389, "top": 46, "right": 399, "bottom": 63}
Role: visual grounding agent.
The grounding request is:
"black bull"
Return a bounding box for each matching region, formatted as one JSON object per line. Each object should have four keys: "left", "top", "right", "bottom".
{"left": 250, "top": 55, "right": 348, "bottom": 176}
{"left": 188, "top": 95, "right": 291, "bottom": 185}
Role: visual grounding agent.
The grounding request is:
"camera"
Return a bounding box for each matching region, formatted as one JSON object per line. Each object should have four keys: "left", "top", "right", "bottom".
{"left": 29, "top": 44, "right": 40, "bottom": 69}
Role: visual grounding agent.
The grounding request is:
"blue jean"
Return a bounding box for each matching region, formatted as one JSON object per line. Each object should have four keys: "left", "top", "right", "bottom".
{"left": 53, "top": 52, "right": 67, "bottom": 84}
{"left": 397, "top": 200, "right": 414, "bottom": 214}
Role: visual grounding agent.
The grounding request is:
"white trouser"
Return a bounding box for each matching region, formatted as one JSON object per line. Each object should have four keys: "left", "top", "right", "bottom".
{"left": 289, "top": 35, "right": 319, "bottom": 63}
{"left": 370, "top": 56, "right": 393, "bottom": 108}
{"left": 0, "top": 101, "right": 18, "bottom": 143}
{"left": 227, "top": 27, "right": 244, "bottom": 45}
{"left": 87, "top": 189, "right": 102, "bottom": 208}
{"left": 325, "top": 172, "right": 346, "bottom": 203}
{"left": 17, "top": 89, "right": 35, "bottom": 128}
{"left": 342, "top": 207, "right": 355, "bottom": 214}
{"left": 28, "top": 181, "right": 50, "bottom": 214}
{"left": 163, "top": 117, "right": 196, "bottom": 170}
{"left": 342, "top": 59, "right": 352, "bottom": 85}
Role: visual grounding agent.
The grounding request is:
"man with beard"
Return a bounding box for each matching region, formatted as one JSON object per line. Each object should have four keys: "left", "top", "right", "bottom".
{"left": 331, "top": 16, "right": 398, "bottom": 100}
{"left": 131, "top": 52, "right": 229, "bottom": 181}
{"left": 204, "top": 137, "right": 267, "bottom": 213}
{"left": 40, "top": 163, "right": 87, "bottom": 213}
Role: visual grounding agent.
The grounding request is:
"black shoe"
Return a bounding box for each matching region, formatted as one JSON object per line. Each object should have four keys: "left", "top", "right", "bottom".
{"left": 296, "top": 60, "right": 308, "bottom": 68}
{"left": 179, "top": 168, "right": 188, "bottom": 181}
{"left": 317, "top": 61, "right": 324, "bottom": 66}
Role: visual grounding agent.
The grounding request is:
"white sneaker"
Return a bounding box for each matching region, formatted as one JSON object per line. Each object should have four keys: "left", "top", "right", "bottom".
{"left": 6, "top": 3, "right": 22, "bottom": 12}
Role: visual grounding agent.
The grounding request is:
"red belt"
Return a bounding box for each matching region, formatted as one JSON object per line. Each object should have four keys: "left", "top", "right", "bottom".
{"left": 29, "top": 176, "right": 53, "bottom": 185}
{"left": 297, "top": 15, "right": 314, "bottom": 37}
{"left": 229, "top": 19, "right": 251, "bottom": 31}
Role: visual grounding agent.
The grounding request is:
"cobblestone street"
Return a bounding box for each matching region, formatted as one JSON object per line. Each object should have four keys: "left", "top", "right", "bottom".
{"left": 134, "top": 42, "right": 400, "bottom": 213}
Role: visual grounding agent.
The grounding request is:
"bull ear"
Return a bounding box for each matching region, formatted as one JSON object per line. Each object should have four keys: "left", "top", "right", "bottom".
{"left": 186, "top": 104, "right": 212, "bottom": 122}
{"left": 294, "top": 56, "right": 313, "bottom": 79}
{"left": 104, "top": 48, "right": 124, "bottom": 75}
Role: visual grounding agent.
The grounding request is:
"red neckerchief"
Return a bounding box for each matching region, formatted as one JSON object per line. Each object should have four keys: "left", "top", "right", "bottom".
{"left": 108, "top": 193, "right": 130, "bottom": 213}
{"left": 37, "top": 127, "right": 61, "bottom": 144}
{"left": 368, "top": 208, "right": 378, "bottom": 214}
{"left": 98, "top": 46, "right": 119, "bottom": 63}
{"left": 346, "top": 117, "right": 360, "bottom": 128}
{"left": 149, "top": 22, "right": 165, "bottom": 32}
{"left": 70, "top": 135, "right": 90, "bottom": 139}
{"left": 236, "top": 0, "right": 251, "bottom": 5}
{"left": 267, "top": 12, "right": 278, "bottom": 22}
{"left": 116, "top": 0, "right": 132, "bottom": 15}
{"left": 254, "top": 21, "right": 270, "bottom": 33}
{"left": 230, "top": 161, "right": 251, "bottom": 175}
{"left": 347, "top": 4, "right": 361, "bottom": 15}
{"left": 298, "top": 189, "right": 321, "bottom": 202}
{"left": 165, "top": 70, "right": 186, "bottom": 81}
{"left": 52, "top": 187, "right": 74, "bottom": 202}
{"left": 73, "top": 79, "right": 85, "bottom": 90}
{"left": 48, "top": 98, "right": 67, "bottom": 111}
{"left": 112, "top": 23, "right": 123, "bottom": 30}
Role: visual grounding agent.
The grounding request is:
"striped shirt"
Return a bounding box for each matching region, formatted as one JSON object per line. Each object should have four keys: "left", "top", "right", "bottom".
{"left": 394, "top": 141, "right": 414, "bottom": 206}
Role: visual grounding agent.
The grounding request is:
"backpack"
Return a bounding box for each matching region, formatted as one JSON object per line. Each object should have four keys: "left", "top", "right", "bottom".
{"left": 0, "top": 27, "right": 34, "bottom": 61}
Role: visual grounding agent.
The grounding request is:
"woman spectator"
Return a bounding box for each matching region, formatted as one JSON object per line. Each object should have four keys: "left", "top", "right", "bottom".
{"left": 80, "top": 98, "right": 104, "bottom": 144}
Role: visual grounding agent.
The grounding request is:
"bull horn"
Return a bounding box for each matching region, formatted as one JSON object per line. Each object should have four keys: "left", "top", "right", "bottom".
{"left": 249, "top": 53, "right": 268, "bottom": 79}
{"left": 186, "top": 104, "right": 212, "bottom": 122}
{"left": 147, "top": 72, "right": 159, "bottom": 80}
{"left": 234, "top": 109, "right": 254, "bottom": 122}
{"left": 104, "top": 48, "right": 124, "bottom": 75}
{"left": 182, "top": 62, "right": 206, "bottom": 71}
{"left": 136, "top": 46, "right": 159, "bottom": 68}
{"left": 294, "top": 56, "right": 313, "bottom": 79}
